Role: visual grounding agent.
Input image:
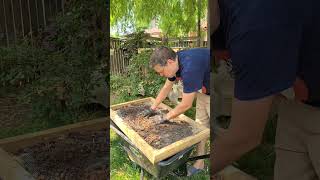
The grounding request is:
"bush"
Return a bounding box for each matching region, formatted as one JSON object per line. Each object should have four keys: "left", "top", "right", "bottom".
{"left": 111, "top": 49, "right": 166, "bottom": 103}
{"left": 1, "top": 0, "right": 107, "bottom": 126}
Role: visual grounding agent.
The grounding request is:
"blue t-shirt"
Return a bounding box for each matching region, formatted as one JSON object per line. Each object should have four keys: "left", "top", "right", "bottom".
{"left": 218, "top": 0, "right": 320, "bottom": 107}
{"left": 168, "top": 48, "right": 210, "bottom": 94}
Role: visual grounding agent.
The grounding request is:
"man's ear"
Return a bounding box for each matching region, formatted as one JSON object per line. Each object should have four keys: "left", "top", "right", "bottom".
{"left": 167, "top": 58, "right": 175, "bottom": 64}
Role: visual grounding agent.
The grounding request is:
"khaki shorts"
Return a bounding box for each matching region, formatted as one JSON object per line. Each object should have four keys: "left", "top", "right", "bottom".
{"left": 195, "top": 93, "right": 210, "bottom": 128}
{"left": 274, "top": 98, "right": 320, "bottom": 180}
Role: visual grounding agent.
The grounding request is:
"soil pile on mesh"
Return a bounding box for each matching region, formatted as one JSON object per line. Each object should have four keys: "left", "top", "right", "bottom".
{"left": 15, "top": 129, "right": 108, "bottom": 180}
{"left": 117, "top": 104, "right": 196, "bottom": 149}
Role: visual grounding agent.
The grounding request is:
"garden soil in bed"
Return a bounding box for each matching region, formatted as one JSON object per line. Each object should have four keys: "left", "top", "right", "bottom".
{"left": 116, "top": 104, "right": 199, "bottom": 149}
{"left": 14, "top": 129, "right": 108, "bottom": 180}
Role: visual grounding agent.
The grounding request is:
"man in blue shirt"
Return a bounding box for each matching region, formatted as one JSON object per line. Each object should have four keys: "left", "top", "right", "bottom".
{"left": 149, "top": 46, "right": 210, "bottom": 175}
{"left": 211, "top": 0, "right": 320, "bottom": 179}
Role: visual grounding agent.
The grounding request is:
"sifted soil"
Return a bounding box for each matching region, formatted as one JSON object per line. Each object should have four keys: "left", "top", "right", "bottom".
{"left": 15, "top": 129, "right": 108, "bottom": 180}
{"left": 116, "top": 103, "right": 197, "bottom": 149}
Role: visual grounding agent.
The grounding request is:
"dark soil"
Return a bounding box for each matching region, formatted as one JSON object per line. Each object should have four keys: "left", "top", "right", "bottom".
{"left": 116, "top": 103, "right": 197, "bottom": 149}
{"left": 15, "top": 129, "right": 108, "bottom": 180}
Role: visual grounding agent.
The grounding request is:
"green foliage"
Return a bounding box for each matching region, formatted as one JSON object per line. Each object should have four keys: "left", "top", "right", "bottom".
{"left": 111, "top": 49, "right": 166, "bottom": 104}
{"left": 111, "top": 0, "right": 208, "bottom": 37}
{"left": 0, "top": 40, "right": 47, "bottom": 86}
{"left": 236, "top": 116, "right": 277, "bottom": 180}
{"left": 120, "top": 31, "right": 154, "bottom": 60}
{"left": 111, "top": 31, "right": 166, "bottom": 104}
{"left": 1, "top": 0, "right": 107, "bottom": 125}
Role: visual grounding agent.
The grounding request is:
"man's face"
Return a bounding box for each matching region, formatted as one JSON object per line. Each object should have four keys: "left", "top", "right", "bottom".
{"left": 153, "top": 59, "right": 178, "bottom": 78}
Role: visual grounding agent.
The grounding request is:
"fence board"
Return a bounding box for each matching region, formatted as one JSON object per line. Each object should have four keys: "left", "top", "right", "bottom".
{"left": 0, "top": 0, "right": 64, "bottom": 47}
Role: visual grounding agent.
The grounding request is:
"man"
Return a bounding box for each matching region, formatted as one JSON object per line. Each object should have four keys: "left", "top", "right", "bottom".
{"left": 211, "top": 0, "right": 320, "bottom": 179}
{"left": 148, "top": 46, "right": 210, "bottom": 176}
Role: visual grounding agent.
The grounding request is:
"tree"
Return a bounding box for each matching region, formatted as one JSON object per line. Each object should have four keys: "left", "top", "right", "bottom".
{"left": 110, "top": 0, "right": 207, "bottom": 38}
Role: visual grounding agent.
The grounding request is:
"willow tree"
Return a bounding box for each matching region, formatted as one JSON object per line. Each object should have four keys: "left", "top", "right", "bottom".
{"left": 110, "top": 0, "right": 207, "bottom": 38}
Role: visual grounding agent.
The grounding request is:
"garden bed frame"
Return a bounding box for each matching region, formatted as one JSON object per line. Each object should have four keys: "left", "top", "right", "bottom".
{"left": 110, "top": 97, "right": 210, "bottom": 164}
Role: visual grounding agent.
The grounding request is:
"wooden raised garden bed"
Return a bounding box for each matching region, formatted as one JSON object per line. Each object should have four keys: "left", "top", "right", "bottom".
{"left": 110, "top": 97, "right": 210, "bottom": 164}
{"left": 0, "top": 118, "right": 108, "bottom": 180}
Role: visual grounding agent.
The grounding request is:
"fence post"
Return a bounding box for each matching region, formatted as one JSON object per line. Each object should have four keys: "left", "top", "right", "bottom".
{"left": 19, "top": 0, "right": 25, "bottom": 37}
{"left": 10, "top": 0, "right": 17, "bottom": 44}
{"left": 2, "top": 0, "right": 9, "bottom": 47}
{"left": 55, "top": 0, "right": 58, "bottom": 15}
{"left": 27, "top": 0, "right": 33, "bottom": 41}
{"left": 62, "top": 0, "right": 65, "bottom": 15}
{"left": 42, "top": 0, "right": 46, "bottom": 27}
{"left": 35, "top": 0, "right": 40, "bottom": 30}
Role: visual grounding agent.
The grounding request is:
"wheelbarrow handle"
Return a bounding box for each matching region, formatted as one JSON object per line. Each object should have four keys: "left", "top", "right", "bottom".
{"left": 110, "top": 124, "right": 136, "bottom": 147}
{"left": 187, "top": 154, "right": 210, "bottom": 162}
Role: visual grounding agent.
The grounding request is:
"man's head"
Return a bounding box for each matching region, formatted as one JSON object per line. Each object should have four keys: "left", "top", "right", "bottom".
{"left": 149, "top": 46, "right": 179, "bottom": 78}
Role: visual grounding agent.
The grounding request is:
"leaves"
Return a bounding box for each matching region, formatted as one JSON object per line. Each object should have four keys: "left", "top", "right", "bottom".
{"left": 111, "top": 40, "right": 165, "bottom": 102}
{"left": 111, "top": 0, "right": 208, "bottom": 37}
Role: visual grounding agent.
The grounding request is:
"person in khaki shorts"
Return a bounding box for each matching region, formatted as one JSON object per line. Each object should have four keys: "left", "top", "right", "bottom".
{"left": 210, "top": 0, "right": 320, "bottom": 179}
{"left": 146, "top": 46, "right": 210, "bottom": 176}
{"left": 274, "top": 89, "right": 320, "bottom": 180}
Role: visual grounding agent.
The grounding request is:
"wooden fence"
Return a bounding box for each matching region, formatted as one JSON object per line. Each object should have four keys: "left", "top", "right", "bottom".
{"left": 0, "top": 0, "right": 65, "bottom": 47}
{"left": 110, "top": 38, "right": 128, "bottom": 75}
{"left": 110, "top": 37, "right": 208, "bottom": 75}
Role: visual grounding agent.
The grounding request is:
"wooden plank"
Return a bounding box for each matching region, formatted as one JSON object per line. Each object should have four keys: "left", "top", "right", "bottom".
{"left": 110, "top": 97, "right": 210, "bottom": 164}
{"left": 0, "top": 148, "right": 34, "bottom": 180}
{"left": 0, "top": 118, "right": 108, "bottom": 153}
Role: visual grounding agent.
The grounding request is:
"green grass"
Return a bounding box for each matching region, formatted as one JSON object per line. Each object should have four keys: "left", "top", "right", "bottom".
{"left": 111, "top": 95, "right": 210, "bottom": 179}
{"left": 235, "top": 116, "right": 277, "bottom": 180}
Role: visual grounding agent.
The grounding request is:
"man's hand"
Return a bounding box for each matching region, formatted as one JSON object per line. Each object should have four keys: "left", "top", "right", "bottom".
{"left": 159, "top": 115, "right": 170, "bottom": 124}
{"left": 140, "top": 108, "right": 158, "bottom": 118}
{"left": 150, "top": 115, "right": 170, "bottom": 124}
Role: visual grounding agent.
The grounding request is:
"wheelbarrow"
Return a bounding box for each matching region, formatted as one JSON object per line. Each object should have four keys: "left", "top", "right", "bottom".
{"left": 110, "top": 120, "right": 210, "bottom": 179}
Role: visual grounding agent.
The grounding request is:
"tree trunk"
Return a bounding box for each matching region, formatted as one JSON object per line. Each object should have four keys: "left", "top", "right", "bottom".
{"left": 197, "top": 0, "right": 201, "bottom": 47}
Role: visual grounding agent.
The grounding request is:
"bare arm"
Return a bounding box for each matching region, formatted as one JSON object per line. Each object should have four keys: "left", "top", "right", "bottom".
{"left": 211, "top": 95, "right": 274, "bottom": 175}
{"left": 166, "top": 92, "right": 196, "bottom": 120}
{"left": 151, "top": 79, "right": 174, "bottom": 109}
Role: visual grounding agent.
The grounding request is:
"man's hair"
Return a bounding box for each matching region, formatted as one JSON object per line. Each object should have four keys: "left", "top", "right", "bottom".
{"left": 149, "top": 46, "right": 176, "bottom": 68}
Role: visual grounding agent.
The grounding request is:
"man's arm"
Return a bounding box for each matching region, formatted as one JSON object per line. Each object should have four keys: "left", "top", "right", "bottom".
{"left": 211, "top": 95, "right": 274, "bottom": 174}
{"left": 151, "top": 79, "right": 174, "bottom": 109}
{"left": 166, "top": 92, "right": 196, "bottom": 120}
